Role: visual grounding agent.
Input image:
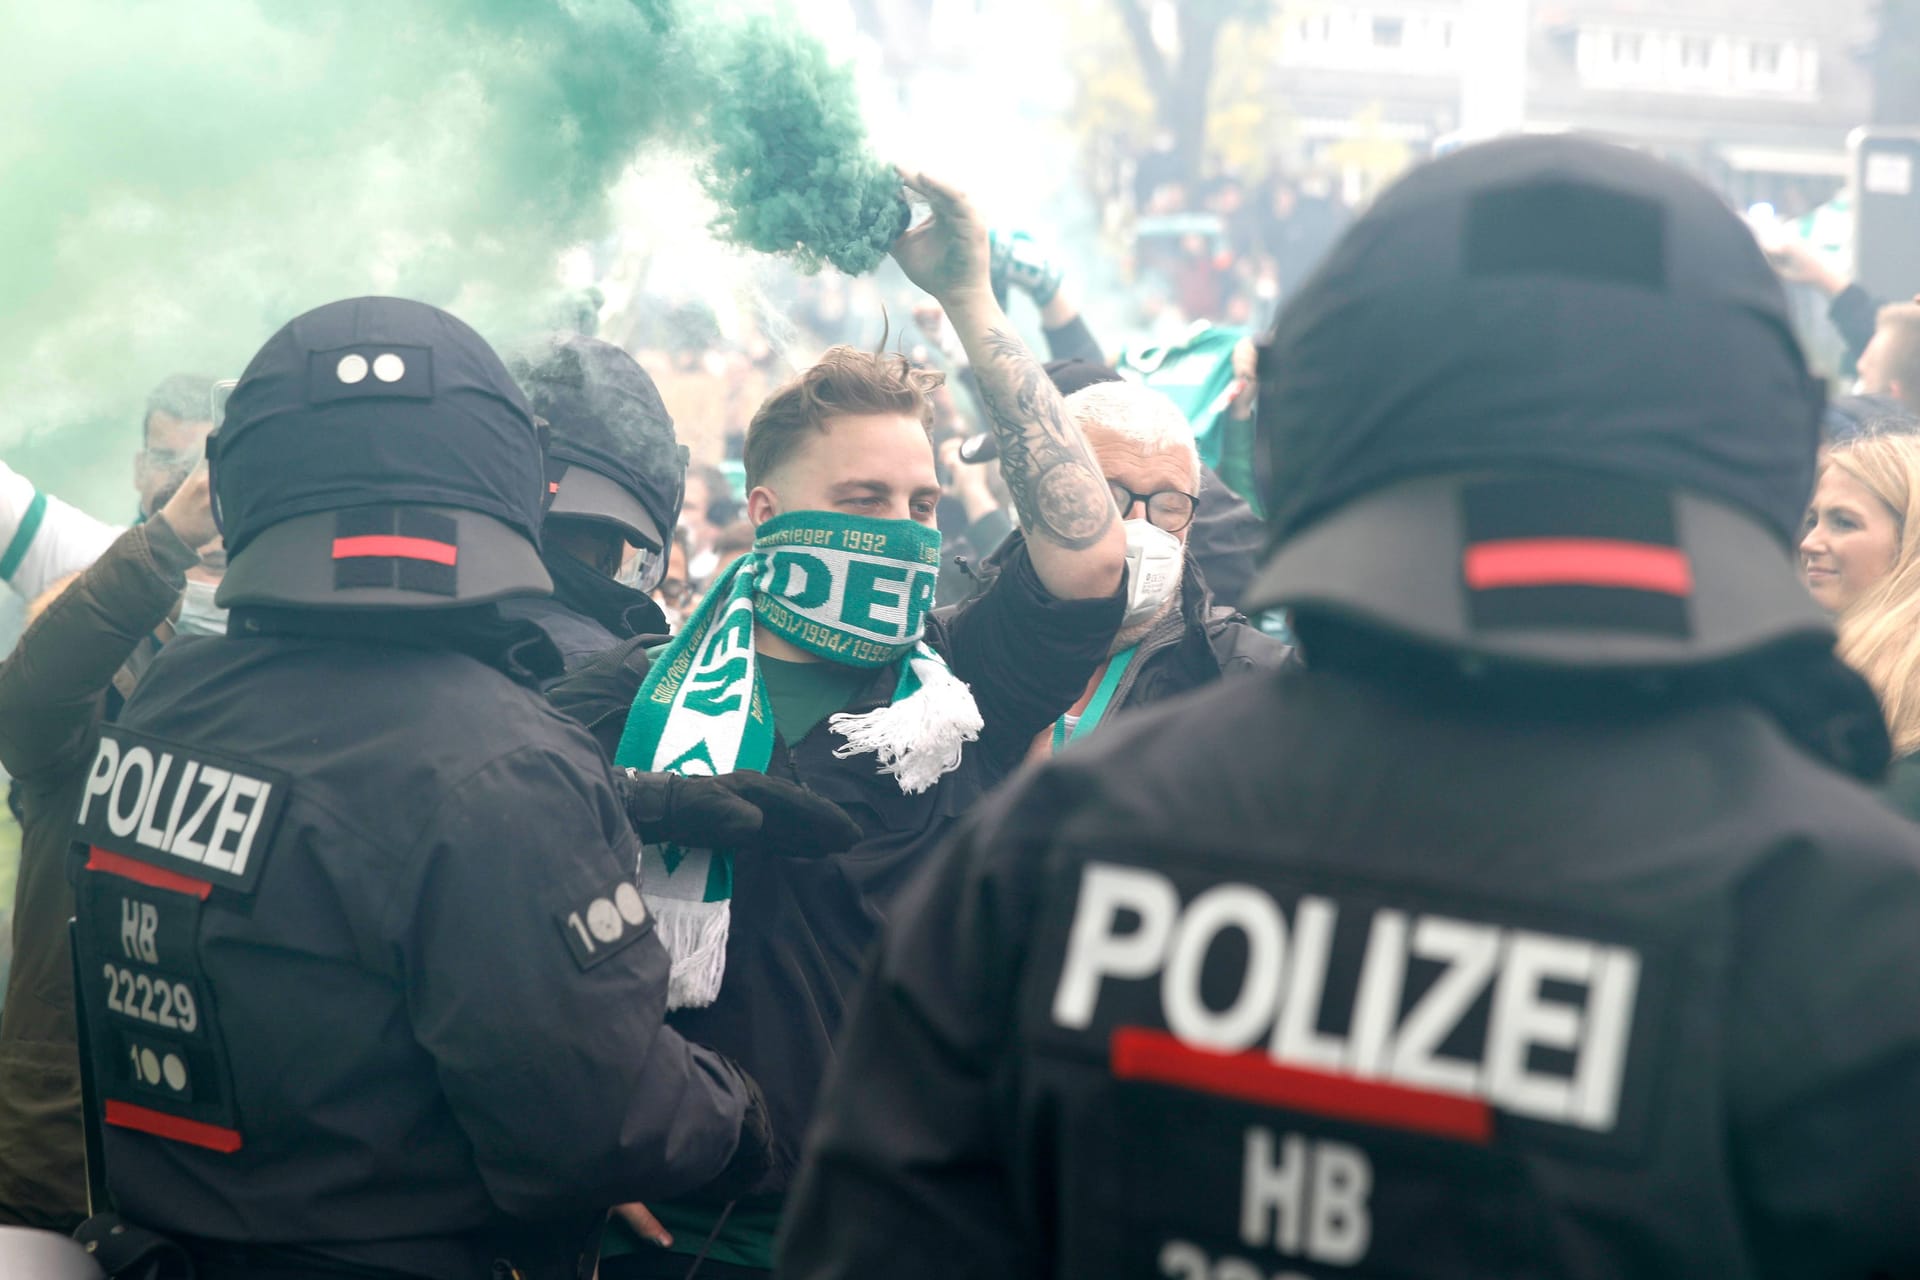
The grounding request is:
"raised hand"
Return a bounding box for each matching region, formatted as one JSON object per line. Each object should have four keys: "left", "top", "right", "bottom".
{"left": 890, "top": 170, "right": 993, "bottom": 308}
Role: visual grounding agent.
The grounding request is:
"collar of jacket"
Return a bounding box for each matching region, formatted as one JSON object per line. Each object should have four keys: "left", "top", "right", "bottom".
{"left": 1300, "top": 615, "right": 1891, "bottom": 785}
{"left": 227, "top": 604, "right": 566, "bottom": 689}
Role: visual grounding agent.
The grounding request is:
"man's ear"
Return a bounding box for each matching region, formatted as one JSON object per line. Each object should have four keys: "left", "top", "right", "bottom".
{"left": 746, "top": 485, "right": 780, "bottom": 527}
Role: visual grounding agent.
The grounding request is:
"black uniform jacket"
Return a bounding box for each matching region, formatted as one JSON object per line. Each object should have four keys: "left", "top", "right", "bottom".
{"left": 68, "top": 623, "right": 753, "bottom": 1280}
{"left": 499, "top": 592, "right": 621, "bottom": 671}
{"left": 547, "top": 541, "right": 1122, "bottom": 1178}
{"left": 782, "top": 662, "right": 1920, "bottom": 1280}
{"left": 498, "top": 552, "right": 671, "bottom": 679}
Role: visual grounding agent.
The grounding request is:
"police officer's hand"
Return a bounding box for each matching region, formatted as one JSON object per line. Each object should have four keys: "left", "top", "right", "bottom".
{"left": 615, "top": 1202, "right": 674, "bottom": 1249}
{"left": 616, "top": 769, "right": 864, "bottom": 858}
{"left": 704, "top": 1055, "right": 788, "bottom": 1199}
{"left": 615, "top": 1054, "right": 784, "bottom": 1242}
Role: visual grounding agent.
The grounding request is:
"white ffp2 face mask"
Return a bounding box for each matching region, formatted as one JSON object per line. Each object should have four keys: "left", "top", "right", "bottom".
{"left": 1121, "top": 518, "right": 1184, "bottom": 629}
{"left": 173, "top": 577, "right": 229, "bottom": 638}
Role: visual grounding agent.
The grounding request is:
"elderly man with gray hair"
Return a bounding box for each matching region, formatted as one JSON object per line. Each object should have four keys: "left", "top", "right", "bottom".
{"left": 963, "top": 378, "right": 1288, "bottom": 759}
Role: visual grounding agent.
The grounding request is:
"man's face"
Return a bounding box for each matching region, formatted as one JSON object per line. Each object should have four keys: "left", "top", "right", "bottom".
{"left": 748, "top": 413, "right": 941, "bottom": 528}
{"left": 135, "top": 411, "right": 212, "bottom": 517}
{"left": 1086, "top": 423, "right": 1198, "bottom": 546}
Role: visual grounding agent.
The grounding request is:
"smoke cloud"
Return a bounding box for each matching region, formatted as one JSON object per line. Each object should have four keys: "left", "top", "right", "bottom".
{"left": 0, "top": 0, "right": 902, "bottom": 477}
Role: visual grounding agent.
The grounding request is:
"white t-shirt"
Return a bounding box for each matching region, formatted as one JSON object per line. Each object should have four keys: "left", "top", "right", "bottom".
{"left": 0, "top": 461, "right": 122, "bottom": 602}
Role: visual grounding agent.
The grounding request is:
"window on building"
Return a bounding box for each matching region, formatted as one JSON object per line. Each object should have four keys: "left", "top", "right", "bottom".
{"left": 1680, "top": 36, "right": 1712, "bottom": 69}
{"left": 1612, "top": 32, "right": 1644, "bottom": 64}
{"left": 1294, "top": 13, "right": 1334, "bottom": 46}
{"left": 1437, "top": 20, "right": 1455, "bottom": 49}
{"left": 1749, "top": 41, "right": 1783, "bottom": 75}
{"left": 1373, "top": 16, "right": 1404, "bottom": 48}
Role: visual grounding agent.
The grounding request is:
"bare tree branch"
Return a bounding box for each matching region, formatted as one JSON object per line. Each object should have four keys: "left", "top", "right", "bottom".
{"left": 1112, "top": 0, "right": 1174, "bottom": 101}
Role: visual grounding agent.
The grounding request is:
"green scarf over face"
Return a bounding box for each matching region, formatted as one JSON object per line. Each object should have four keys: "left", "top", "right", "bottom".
{"left": 748, "top": 510, "right": 942, "bottom": 664}
{"left": 615, "top": 510, "right": 975, "bottom": 1009}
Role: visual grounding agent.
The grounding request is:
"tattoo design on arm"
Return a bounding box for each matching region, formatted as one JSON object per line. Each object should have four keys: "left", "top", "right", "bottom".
{"left": 973, "top": 328, "right": 1117, "bottom": 551}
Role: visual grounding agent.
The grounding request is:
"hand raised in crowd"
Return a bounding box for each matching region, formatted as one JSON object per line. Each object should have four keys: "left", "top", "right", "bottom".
{"left": 616, "top": 768, "right": 864, "bottom": 858}
{"left": 989, "top": 228, "right": 1064, "bottom": 308}
{"left": 155, "top": 463, "right": 219, "bottom": 553}
{"left": 891, "top": 169, "right": 993, "bottom": 308}
{"left": 1763, "top": 236, "right": 1849, "bottom": 298}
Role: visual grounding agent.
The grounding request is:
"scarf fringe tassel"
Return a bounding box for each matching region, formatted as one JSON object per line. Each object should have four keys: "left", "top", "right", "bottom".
{"left": 828, "top": 654, "right": 984, "bottom": 795}
{"left": 651, "top": 896, "right": 731, "bottom": 1011}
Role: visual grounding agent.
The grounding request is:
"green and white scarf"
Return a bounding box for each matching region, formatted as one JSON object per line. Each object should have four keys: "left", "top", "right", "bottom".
{"left": 614, "top": 511, "right": 982, "bottom": 1008}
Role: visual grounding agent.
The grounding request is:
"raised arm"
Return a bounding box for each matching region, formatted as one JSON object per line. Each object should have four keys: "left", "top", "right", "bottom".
{"left": 892, "top": 171, "right": 1126, "bottom": 600}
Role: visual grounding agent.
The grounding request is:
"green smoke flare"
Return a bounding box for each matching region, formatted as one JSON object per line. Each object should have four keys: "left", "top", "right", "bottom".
{"left": 0, "top": 0, "right": 903, "bottom": 497}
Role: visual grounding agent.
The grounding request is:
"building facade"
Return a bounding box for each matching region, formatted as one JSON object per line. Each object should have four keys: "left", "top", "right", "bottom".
{"left": 1271, "top": 0, "right": 1875, "bottom": 213}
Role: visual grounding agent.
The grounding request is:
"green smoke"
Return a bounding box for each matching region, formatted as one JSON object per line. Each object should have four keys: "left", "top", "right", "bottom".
{"left": 701, "top": 12, "right": 908, "bottom": 273}
{"left": 0, "top": 0, "right": 902, "bottom": 510}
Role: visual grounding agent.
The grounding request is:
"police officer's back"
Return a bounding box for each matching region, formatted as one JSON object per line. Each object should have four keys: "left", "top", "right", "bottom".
{"left": 69, "top": 299, "right": 772, "bottom": 1280}
{"left": 779, "top": 139, "right": 1920, "bottom": 1278}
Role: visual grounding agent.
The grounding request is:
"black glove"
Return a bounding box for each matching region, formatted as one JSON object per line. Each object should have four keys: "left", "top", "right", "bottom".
{"left": 615, "top": 769, "right": 864, "bottom": 858}
{"left": 696, "top": 1054, "right": 791, "bottom": 1202}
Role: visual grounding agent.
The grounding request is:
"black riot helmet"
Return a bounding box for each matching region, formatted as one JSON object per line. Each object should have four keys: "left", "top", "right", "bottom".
{"left": 211, "top": 296, "right": 552, "bottom": 610}
{"left": 1246, "top": 135, "right": 1830, "bottom": 669}
{"left": 507, "top": 334, "right": 689, "bottom": 569}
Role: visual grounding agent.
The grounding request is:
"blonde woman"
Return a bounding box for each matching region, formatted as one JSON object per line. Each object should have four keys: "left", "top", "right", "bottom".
{"left": 1802, "top": 430, "right": 1920, "bottom": 811}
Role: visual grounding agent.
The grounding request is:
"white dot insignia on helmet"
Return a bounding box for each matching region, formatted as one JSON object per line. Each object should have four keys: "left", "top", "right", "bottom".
{"left": 336, "top": 354, "right": 369, "bottom": 384}
{"left": 586, "top": 897, "right": 623, "bottom": 943}
{"left": 139, "top": 1048, "right": 161, "bottom": 1086}
{"left": 162, "top": 1054, "right": 188, "bottom": 1092}
{"left": 615, "top": 882, "right": 647, "bottom": 926}
{"left": 372, "top": 353, "right": 406, "bottom": 383}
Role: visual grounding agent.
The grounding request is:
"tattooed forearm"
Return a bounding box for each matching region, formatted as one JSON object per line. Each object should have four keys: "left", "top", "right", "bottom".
{"left": 973, "top": 328, "right": 1116, "bottom": 551}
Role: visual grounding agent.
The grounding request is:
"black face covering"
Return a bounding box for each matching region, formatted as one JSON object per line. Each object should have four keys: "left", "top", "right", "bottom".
{"left": 542, "top": 547, "right": 670, "bottom": 642}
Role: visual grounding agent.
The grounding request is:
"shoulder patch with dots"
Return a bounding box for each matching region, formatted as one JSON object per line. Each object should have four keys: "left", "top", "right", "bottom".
{"left": 557, "top": 880, "right": 653, "bottom": 971}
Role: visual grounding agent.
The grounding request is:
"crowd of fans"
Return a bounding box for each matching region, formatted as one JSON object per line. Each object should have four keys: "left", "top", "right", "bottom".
{"left": 3, "top": 135, "right": 1920, "bottom": 1279}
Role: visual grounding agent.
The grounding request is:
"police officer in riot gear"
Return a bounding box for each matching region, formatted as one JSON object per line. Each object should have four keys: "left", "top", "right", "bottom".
{"left": 781, "top": 138, "right": 1920, "bottom": 1278}
{"left": 499, "top": 332, "right": 684, "bottom": 670}
{"left": 68, "top": 297, "right": 777, "bottom": 1280}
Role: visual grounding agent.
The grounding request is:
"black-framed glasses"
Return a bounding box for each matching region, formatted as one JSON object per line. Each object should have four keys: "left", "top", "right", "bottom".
{"left": 1108, "top": 480, "right": 1198, "bottom": 533}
